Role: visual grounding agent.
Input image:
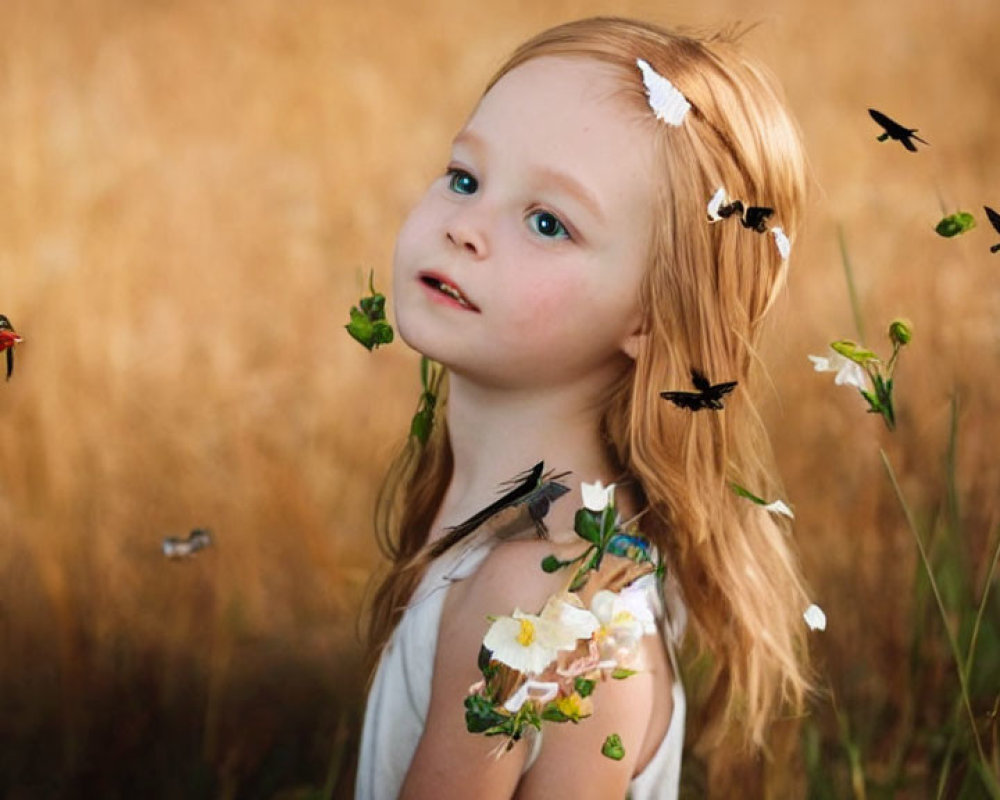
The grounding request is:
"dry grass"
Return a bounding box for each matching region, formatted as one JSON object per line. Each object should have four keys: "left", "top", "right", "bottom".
{"left": 0, "top": 0, "right": 998, "bottom": 796}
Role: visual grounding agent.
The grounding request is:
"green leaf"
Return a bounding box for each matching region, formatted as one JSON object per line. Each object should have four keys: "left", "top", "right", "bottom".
{"left": 574, "top": 678, "right": 596, "bottom": 697}
{"left": 730, "top": 482, "right": 766, "bottom": 506}
{"left": 831, "top": 339, "right": 879, "bottom": 365}
{"left": 541, "top": 706, "right": 572, "bottom": 723}
{"left": 601, "top": 733, "right": 625, "bottom": 760}
{"left": 345, "top": 273, "right": 394, "bottom": 351}
{"left": 935, "top": 211, "right": 976, "bottom": 238}
{"left": 574, "top": 508, "right": 603, "bottom": 545}
{"left": 372, "top": 322, "right": 394, "bottom": 346}
{"left": 541, "top": 555, "right": 565, "bottom": 573}
{"left": 477, "top": 645, "right": 492, "bottom": 675}
{"left": 420, "top": 355, "right": 430, "bottom": 388}
{"left": 410, "top": 409, "right": 432, "bottom": 444}
{"left": 611, "top": 668, "right": 637, "bottom": 680}
{"left": 464, "top": 694, "right": 506, "bottom": 733}
{"left": 599, "top": 505, "right": 618, "bottom": 543}
{"left": 345, "top": 309, "right": 375, "bottom": 350}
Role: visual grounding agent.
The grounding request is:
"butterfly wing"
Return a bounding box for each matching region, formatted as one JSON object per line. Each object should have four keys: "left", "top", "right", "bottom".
{"left": 743, "top": 207, "right": 774, "bottom": 233}
{"left": 985, "top": 206, "right": 1000, "bottom": 235}
{"left": 660, "top": 390, "right": 706, "bottom": 411}
{"left": 690, "top": 370, "right": 710, "bottom": 392}
{"left": 717, "top": 200, "right": 744, "bottom": 220}
{"left": 705, "top": 380, "right": 738, "bottom": 409}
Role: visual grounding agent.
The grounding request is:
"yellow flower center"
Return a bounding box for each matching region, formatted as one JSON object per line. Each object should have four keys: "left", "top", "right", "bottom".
{"left": 555, "top": 693, "right": 582, "bottom": 717}
{"left": 517, "top": 618, "right": 536, "bottom": 647}
{"left": 612, "top": 610, "right": 634, "bottom": 626}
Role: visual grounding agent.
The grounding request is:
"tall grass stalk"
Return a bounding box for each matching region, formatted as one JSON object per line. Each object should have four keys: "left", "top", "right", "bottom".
{"left": 878, "top": 448, "right": 989, "bottom": 771}
{"left": 837, "top": 226, "right": 866, "bottom": 344}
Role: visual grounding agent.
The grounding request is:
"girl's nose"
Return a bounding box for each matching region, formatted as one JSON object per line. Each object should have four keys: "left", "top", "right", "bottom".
{"left": 445, "top": 218, "right": 488, "bottom": 258}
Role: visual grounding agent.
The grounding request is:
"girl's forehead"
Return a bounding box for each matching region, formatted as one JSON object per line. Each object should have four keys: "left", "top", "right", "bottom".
{"left": 457, "top": 57, "right": 656, "bottom": 201}
{"left": 473, "top": 56, "right": 638, "bottom": 127}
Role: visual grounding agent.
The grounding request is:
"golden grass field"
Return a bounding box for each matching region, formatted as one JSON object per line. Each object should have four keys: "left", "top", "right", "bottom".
{"left": 1, "top": 0, "right": 998, "bottom": 796}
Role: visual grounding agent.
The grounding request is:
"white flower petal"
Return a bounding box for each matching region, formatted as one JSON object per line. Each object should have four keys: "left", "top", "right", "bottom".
{"left": 762, "top": 499, "right": 794, "bottom": 519}
{"left": 542, "top": 597, "right": 601, "bottom": 640}
{"left": 808, "top": 354, "right": 832, "bottom": 372}
{"left": 636, "top": 59, "right": 691, "bottom": 126}
{"left": 803, "top": 603, "right": 827, "bottom": 632}
{"left": 834, "top": 360, "right": 867, "bottom": 390}
{"left": 771, "top": 227, "right": 791, "bottom": 260}
{"left": 809, "top": 349, "right": 868, "bottom": 391}
{"left": 707, "top": 186, "right": 727, "bottom": 221}
{"left": 483, "top": 612, "right": 558, "bottom": 675}
{"left": 581, "top": 480, "right": 615, "bottom": 512}
{"left": 503, "top": 680, "right": 560, "bottom": 713}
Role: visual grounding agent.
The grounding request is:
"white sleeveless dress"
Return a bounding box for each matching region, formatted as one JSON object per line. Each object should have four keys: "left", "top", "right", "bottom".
{"left": 356, "top": 534, "right": 687, "bottom": 800}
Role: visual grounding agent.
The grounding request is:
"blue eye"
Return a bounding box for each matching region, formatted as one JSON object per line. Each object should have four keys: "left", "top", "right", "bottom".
{"left": 528, "top": 210, "right": 570, "bottom": 240}
{"left": 447, "top": 169, "right": 478, "bottom": 195}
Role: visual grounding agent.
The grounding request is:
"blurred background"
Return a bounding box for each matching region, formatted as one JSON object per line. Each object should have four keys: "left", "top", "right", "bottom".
{"left": 0, "top": 0, "right": 997, "bottom": 797}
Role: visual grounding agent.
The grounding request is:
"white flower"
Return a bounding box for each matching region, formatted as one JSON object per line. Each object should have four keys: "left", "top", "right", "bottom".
{"left": 803, "top": 603, "right": 827, "bottom": 632}
{"left": 581, "top": 480, "right": 615, "bottom": 512}
{"left": 590, "top": 580, "right": 658, "bottom": 667}
{"left": 503, "top": 680, "right": 560, "bottom": 713}
{"left": 771, "top": 227, "right": 791, "bottom": 260}
{"left": 808, "top": 350, "right": 868, "bottom": 390}
{"left": 635, "top": 59, "right": 691, "bottom": 126}
{"left": 483, "top": 597, "right": 600, "bottom": 676}
{"left": 762, "top": 499, "right": 794, "bottom": 519}
{"left": 540, "top": 593, "right": 602, "bottom": 639}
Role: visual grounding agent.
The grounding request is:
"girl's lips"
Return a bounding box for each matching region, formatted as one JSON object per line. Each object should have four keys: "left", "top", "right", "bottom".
{"left": 418, "top": 271, "right": 481, "bottom": 312}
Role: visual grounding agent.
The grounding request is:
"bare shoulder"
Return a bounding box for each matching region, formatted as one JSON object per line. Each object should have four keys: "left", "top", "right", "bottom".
{"left": 400, "top": 537, "right": 671, "bottom": 799}
{"left": 399, "top": 537, "right": 588, "bottom": 799}
{"left": 451, "top": 536, "right": 587, "bottom": 613}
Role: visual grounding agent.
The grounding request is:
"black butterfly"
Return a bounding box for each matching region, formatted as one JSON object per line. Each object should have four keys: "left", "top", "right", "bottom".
{"left": 429, "top": 462, "right": 571, "bottom": 557}
{"left": 714, "top": 200, "right": 774, "bottom": 233}
{"left": 661, "top": 369, "right": 738, "bottom": 411}
{"left": 868, "top": 108, "right": 929, "bottom": 153}
{"left": 163, "top": 528, "right": 213, "bottom": 559}
{"left": 985, "top": 206, "right": 1000, "bottom": 254}
{"left": 0, "top": 315, "right": 22, "bottom": 381}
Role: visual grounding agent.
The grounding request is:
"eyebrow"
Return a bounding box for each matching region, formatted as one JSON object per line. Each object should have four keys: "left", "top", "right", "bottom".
{"left": 452, "top": 130, "right": 606, "bottom": 224}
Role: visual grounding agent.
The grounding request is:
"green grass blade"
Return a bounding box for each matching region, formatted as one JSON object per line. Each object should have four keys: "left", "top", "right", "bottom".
{"left": 879, "top": 448, "right": 988, "bottom": 769}
{"left": 966, "top": 524, "right": 1000, "bottom": 680}
{"left": 837, "top": 226, "right": 867, "bottom": 343}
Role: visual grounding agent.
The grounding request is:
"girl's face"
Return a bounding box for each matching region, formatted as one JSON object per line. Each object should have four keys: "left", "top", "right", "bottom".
{"left": 393, "top": 56, "right": 657, "bottom": 392}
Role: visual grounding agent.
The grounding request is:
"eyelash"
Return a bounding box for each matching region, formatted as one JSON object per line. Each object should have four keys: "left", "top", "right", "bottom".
{"left": 444, "top": 167, "right": 574, "bottom": 242}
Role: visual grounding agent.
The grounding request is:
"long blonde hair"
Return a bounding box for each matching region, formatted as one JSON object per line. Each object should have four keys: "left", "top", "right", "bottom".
{"left": 365, "top": 16, "right": 812, "bottom": 750}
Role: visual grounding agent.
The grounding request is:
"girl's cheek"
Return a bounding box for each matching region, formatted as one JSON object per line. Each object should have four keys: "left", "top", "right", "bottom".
{"left": 505, "top": 273, "right": 581, "bottom": 331}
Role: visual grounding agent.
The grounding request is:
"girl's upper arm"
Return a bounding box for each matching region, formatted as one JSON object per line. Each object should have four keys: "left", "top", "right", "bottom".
{"left": 399, "top": 540, "right": 652, "bottom": 800}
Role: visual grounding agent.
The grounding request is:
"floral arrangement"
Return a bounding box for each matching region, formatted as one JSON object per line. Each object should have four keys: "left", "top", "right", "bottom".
{"left": 463, "top": 480, "right": 664, "bottom": 761}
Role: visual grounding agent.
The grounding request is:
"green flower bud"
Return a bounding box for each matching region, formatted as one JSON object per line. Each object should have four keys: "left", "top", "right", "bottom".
{"left": 934, "top": 211, "right": 976, "bottom": 238}
{"left": 888, "top": 318, "right": 912, "bottom": 346}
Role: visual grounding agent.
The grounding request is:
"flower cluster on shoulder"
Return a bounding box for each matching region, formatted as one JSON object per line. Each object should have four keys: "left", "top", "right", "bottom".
{"left": 463, "top": 481, "right": 663, "bottom": 761}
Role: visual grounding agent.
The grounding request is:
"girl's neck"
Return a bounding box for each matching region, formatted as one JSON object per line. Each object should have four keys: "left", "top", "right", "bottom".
{"left": 428, "top": 370, "right": 632, "bottom": 545}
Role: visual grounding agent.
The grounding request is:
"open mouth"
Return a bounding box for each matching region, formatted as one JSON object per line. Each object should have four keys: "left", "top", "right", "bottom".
{"left": 419, "top": 273, "right": 480, "bottom": 311}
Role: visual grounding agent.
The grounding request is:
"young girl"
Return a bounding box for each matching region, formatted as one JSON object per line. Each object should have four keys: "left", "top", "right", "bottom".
{"left": 358, "top": 17, "right": 812, "bottom": 799}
